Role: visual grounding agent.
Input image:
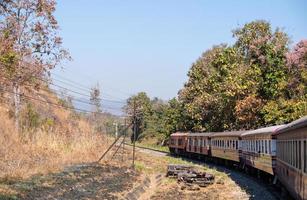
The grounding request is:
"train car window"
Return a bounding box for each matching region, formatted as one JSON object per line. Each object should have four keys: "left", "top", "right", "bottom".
{"left": 289, "top": 141, "right": 291, "bottom": 164}
{"left": 251, "top": 140, "right": 253, "bottom": 151}
{"left": 283, "top": 141, "right": 287, "bottom": 161}
{"left": 304, "top": 140, "right": 306, "bottom": 173}
{"left": 269, "top": 140, "right": 271, "bottom": 155}
{"left": 288, "top": 141, "right": 291, "bottom": 164}
{"left": 250, "top": 140, "right": 252, "bottom": 151}
{"left": 254, "top": 140, "right": 257, "bottom": 152}
{"left": 294, "top": 140, "right": 296, "bottom": 167}
{"left": 295, "top": 141, "right": 298, "bottom": 168}
{"left": 299, "top": 141, "right": 301, "bottom": 170}
{"left": 278, "top": 141, "right": 284, "bottom": 160}
{"left": 289, "top": 141, "right": 292, "bottom": 166}
{"left": 289, "top": 141, "right": 293, "bottom": 166}
{"left": 294, "top": 141, "right": 296, "bottom": 167}
{"left": 265, "top": 140, "right": 268, "bottom": 154}
{"left": 250, "top": 140, "right": 252, "bottom": 152}
{"left": 236, "top": 140, "right": 238, "bottom": 150}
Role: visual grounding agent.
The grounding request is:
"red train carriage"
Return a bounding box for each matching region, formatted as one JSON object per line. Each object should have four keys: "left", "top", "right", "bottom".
{"left": 240, "top": 125, "right": 285, "bottom": 175}
{"left": 169, "top": 132, "right": 188, "bottom": 154}
{"left": 186, "top": 133, "right": 212, "bottom": 156}
{"left": 211, "top": 131, "right": 245, "bottom": 162}
{"left": 275, "top": 116, "right": 307, "bottom": 200}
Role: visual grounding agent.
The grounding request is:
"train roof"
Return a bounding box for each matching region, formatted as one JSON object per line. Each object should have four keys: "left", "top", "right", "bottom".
{"left": 241, "top": 125, "right": 285, "bottom": 137}
{"left": 170, "top": 132, "right": 189, "bottom": 136}
{"left": 211, "top": 130, "right": 246, "bottom": 137}
{"left": 187, "top": 132, "right": 213, "bottom": 137}
{"left": 275, "top": 116, "right": 307, "bottom": 134}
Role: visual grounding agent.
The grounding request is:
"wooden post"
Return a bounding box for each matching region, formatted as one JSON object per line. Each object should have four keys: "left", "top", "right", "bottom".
{"left": 132, "top": 100, "right": 136, "bottom": 168}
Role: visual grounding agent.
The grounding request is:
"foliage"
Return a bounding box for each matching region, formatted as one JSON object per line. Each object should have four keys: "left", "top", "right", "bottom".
{"left": 178, "top": 20, "right": 306, "bottom": 131}
{"left": 125, "top": 92, "right": 152, "bottom": 141}
{"left": 0, "top": 0, "right": 70, "bottom": 129}
{"left": 127, "top": 20, "right": 307, "bottom": 142}
{"left": 20, "top": 103, "right": 41, "bottom": 130}
{"left": 90, "top": 83, "right": 102, "bottom": 114}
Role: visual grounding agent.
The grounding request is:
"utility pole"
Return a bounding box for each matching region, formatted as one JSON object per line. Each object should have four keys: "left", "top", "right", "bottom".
{"left": 122, "top": 118, "right": 127, "bottom": 161}
{"left": 113, "top": 122, "right": 118, "bottom": 138}
{"left": 132, "top": 99, "right": 137, "bottom": 168}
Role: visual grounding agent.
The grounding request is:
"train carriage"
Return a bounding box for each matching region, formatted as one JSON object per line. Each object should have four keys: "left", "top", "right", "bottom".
{"left": 186, "top": 133, "right": 212, "bottom": 156}
{"left": 168, "top": 132, "right": 188, "bottom": 154}
{"left": 211, "top": 131, "right": 245, "bottom": 162}
{"left": 275, "top": 116, "right": 307, "bottom": 200}
{"left": 240, "top": 125, "right": 285, "bottom": 175}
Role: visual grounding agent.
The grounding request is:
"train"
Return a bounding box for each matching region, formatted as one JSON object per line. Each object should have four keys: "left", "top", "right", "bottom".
{"left": 168, "top": 116, "right": 307, "bottom": 200}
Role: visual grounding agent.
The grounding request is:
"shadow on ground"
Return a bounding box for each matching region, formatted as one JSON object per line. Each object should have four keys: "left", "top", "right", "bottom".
{"left": 169, "top": 154, "right": 292, "bottom": 200}
{"left": 0, "top": 163, "right": 137, "bottom": 200}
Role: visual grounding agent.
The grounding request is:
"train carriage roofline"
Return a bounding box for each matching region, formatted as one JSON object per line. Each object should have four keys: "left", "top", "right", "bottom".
{"left": 211, "top": 130, "right": 246, "bottom": 137}
{"left": 187, "top": 132, "right": 213, "bottom": 137}
{"left": 242, "top": 125, "right": 285, "bottom": 137}
{"left": 274, "top": 115, "right": 307, "bottom": 135}
{"left": 170, "top": 132, "right": 189, "bottom": 136}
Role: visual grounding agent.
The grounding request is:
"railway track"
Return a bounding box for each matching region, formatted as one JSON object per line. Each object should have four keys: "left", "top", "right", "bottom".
{"left": 126, "top": 143, "right": 290, "bottom": 200}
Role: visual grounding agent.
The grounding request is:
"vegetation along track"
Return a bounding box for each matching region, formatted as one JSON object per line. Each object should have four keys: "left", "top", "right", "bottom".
{"left": 131, "top": 144, "right": 286, "bottom": 200}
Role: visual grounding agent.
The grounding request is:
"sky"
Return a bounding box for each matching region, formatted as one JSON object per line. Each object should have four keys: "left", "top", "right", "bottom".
{"left": 52, "top": 0, "right": 307, "bottom": 114}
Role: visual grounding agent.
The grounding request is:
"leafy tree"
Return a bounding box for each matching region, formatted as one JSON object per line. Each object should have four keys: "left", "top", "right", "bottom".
{"left": 125, "top": 92, "right": 152, "bottom": 142}
{"left": 178, "top": 20, "right": 306, "bottom": 132}
{"left": 90, "top": 83, "right": 102, "bottom": 114}
{"left": 0, "top": 0, "right": 70, "bottom": 129}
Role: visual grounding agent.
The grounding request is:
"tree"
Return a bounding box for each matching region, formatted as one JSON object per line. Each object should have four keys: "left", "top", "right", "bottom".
{"left": 125, "top": 92, "right": 152, "bottom": 142}
{"left": 89, "top": 83, "right": 102, "bottom": 132}
{"left": 0, "top": 0, "right": 70, "bottom": 130}
{"left": 90, "top": 83, "right": 102, "bottom": 114}
{"left": 177, "top": 20, "right": 306, "bottom": 132}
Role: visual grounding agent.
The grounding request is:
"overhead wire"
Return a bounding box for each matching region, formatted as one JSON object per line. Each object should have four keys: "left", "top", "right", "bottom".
{"left": 1, "top": 77, "right": 125, "bottom": 111}
{"left": 51, "top": 71, "right": 132, "bottom": 98}
{"left": 0, "top": 85, "right": 124, "bottom": 113}
{"left": 32, "top": 76, "right": 126, "bottom": 104}
{"left": 50, "top": 72, "right": 129, "bottom": 100}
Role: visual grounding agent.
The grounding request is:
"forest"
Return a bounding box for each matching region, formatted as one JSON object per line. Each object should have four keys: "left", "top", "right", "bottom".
{"left": 125, "top": 20, "right": 307, "bottom": 143}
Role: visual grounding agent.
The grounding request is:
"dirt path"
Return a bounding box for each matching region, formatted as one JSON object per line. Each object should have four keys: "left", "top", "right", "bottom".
{"left": 1, "top": 163, "right": 138, "bottom": 200}
{"left": 1, "top": 145, "right": 281, "bottom": 200}
{"left": 132, "top": 146, "right": 279, "bottom": 200}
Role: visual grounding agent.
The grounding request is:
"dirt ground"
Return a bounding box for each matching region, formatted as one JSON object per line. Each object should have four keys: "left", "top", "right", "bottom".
{"left": 0, "top": 143, "right": 279, "bottom": 200}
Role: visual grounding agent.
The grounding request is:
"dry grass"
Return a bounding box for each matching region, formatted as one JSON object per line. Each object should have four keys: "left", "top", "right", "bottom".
{"left": 0, "top": 100, "right": 109, "bottom": 181}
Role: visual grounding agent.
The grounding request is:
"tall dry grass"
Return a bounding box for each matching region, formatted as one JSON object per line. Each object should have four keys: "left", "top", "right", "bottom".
{"left": 0, "top": 103, "right": 110, "bottom": 180}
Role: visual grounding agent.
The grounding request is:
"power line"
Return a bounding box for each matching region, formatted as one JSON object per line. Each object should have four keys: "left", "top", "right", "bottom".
{"left": 0, "top": 87, "right": 122, "bottom": 114}
{"left": 1, "top": 76, "right": 126, "bottom": 106}
{"left": 51, "top": 72, "right": 129, "bottom": 100}
{"left": 51, "top": 71, "right": 132, "bottom": 98}
{"left": 32, "top": 76, "right": 126, "bottom": 104}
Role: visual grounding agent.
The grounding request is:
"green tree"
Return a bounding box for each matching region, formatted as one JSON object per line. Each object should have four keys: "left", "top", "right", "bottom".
{"left": 125, "top": 92, "right": 152, "bottom": 142}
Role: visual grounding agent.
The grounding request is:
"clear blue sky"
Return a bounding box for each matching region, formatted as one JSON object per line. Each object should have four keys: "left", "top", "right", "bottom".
{"left": 52, "top": 0, "right": 307, "bottom": 114}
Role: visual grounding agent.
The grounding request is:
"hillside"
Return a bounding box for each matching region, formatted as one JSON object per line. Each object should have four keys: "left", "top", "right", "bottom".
{"left": 0, "top": 86, "right": 110, "bottom": 180}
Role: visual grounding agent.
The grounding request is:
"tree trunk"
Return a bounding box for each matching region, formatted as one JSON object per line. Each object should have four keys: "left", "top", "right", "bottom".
{"left": 13, "top": 82, "right": 21, "bottom": 131}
